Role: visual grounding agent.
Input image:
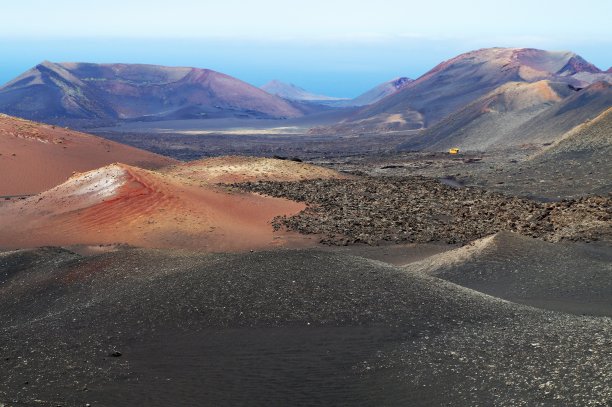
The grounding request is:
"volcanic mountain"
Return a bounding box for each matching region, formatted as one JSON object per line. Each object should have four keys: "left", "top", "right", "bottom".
{"left": 329, "top": 48, "right": 609, "bottom": 133}
{"left": 0, "top": 114, "right": 175, "bottom": 196}
{"left": 0, "top": 157, "right": 345, "bottom": 251}
{"left": 0, "top": 62, "right": 304, "bottom": 126}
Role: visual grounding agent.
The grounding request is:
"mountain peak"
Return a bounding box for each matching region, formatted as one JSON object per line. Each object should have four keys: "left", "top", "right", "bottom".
{"left": 37, "top": 60, "right": 58, "bottom": 69}
{"left": 556, "top": 54, "right": 601, "bottom": 75}
{"left": 427, "top": 47, "right": 599, "bottom": 78}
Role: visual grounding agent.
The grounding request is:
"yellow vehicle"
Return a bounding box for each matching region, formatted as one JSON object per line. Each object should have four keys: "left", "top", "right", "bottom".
{"left": 449, "top": 148, "right": 460, "bottom": 155}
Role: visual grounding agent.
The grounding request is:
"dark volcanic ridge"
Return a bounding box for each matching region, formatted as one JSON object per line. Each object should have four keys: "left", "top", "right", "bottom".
{"left": 235, "top": 177, "right": 611, "bottom": 245}
{"left": 501, "top": 80, "right": 612, "bottom": 148}
{"left": 1, "top": 247, "right": 611, "bottom": 406}
{"left": 471, "top": 105, "right": 612, "bottom": 199}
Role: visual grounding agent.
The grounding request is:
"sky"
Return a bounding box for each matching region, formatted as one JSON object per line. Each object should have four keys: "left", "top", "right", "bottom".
{"left": 1, "top": 0, "right": 611, "bottom": 97}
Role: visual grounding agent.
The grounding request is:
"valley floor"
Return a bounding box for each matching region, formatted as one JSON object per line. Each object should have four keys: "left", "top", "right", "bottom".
{"left": 94, "top": 125, "right": 610, "bottom": 200}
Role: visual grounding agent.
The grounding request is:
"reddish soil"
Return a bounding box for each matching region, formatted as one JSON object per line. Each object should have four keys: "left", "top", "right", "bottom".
{"left": 0, "top": 114, "right": 176, "bottom": 196}
{"left": 0, "top": 163, "right": 314, "bottom": 251}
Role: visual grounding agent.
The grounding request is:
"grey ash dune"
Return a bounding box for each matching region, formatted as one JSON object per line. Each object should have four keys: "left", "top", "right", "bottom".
{"left": 406, "top": 231, "right": 612, "bottom": 316}
{"left": 1, "top": 248, "right": 611, "bottom": 406}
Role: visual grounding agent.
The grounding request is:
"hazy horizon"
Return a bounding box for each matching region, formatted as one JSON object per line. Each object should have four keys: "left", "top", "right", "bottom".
{"left": 1, "top": 0, "right": 611, "bottom": 97}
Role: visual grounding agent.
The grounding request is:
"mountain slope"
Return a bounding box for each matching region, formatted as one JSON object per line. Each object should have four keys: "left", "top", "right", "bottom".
{"left": 0, "top": 114, "right": 176, "bottom": 195}
{"left": 336, "top": 48, "right": 607, "bottom": 133}
{"left": 469, "top": 106, "right": 612, "bottom": 199}
{"left": 533, "top": 106, "right": 612, "bottom": 159}
{"left": 321, "top": 77, "right": 414, "bottom": 107}
{"left": 508, "top": 80, "right": 612, "bottom": 146}
{"left": 0, "top": 62, "right": 304, "bottom": 125}
{"left": 496, "top": 107, "right": 612, "bottom": 197}
{"left": 398, "top": 80, "right": 572, "bottom": 151}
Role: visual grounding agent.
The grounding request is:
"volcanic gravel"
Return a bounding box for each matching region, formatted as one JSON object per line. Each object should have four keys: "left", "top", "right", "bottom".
{"left": 234, "top": 176, "right": 611, "bottom": 245}
{"left": 405, "top": 231, "right": 612, "bottom": 317}
{"left": 1, "top": 248, "right": 611, "bottom": 406}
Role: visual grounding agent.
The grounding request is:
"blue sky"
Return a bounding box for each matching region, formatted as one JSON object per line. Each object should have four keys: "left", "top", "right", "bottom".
{"left": 1, "top": 0, "right": 611, "bottom": 97}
